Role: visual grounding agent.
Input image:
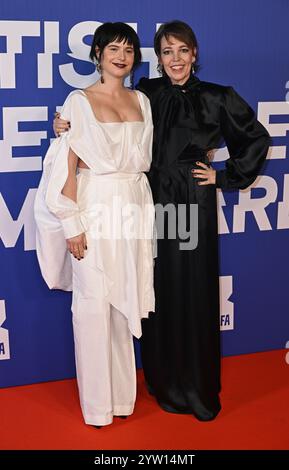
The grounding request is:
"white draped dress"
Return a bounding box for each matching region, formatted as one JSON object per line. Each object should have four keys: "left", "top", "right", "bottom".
{"left": 34, "top": 89, "right": 155, "bottom": 339}
{"left": 34, "top": 89, "right": 156, "bottom": 426}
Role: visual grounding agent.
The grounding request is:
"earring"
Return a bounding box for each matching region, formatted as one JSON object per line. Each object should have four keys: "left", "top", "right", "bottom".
{"left": 191, "top": 64, "right": 195, "bottom": 75}
{"left": 130, "top": 70, "right": 134, "bottom": 90}
{"left": 95, "top": 58, "right": 104, "bottom": 84}
{"left": 157, "top": 63, "right": 163, "bottom": 76}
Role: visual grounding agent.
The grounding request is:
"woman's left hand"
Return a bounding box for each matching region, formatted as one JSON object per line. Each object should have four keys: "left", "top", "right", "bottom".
{"left": 191, "top": 161, "right": 216, "bottom": 185}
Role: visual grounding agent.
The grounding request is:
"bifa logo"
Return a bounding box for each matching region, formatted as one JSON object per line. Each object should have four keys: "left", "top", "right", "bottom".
{"left": 0, "top": 300, "right": 10, "bottom": 360}
{"left": 220, "top": 276, "right": 234, "bottom": 331}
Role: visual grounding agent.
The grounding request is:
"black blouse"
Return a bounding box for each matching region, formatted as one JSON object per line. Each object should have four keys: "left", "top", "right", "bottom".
{"left": 137, "top": 75, "right": 270, "bottom": 190}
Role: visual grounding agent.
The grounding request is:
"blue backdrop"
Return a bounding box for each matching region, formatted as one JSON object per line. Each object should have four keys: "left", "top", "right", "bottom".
{"left": 1, "top": 0, "right": 289, "bottom": 387}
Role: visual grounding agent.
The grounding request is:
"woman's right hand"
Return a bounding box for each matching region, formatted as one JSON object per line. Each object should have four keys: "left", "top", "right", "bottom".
{"left": 67, "top": 233, "right": 87, "bottom": 260}
{"left": 53, "top": 112, "right": 70, "bottom": 137}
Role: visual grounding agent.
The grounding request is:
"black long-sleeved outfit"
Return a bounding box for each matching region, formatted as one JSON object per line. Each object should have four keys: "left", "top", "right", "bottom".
{"left": 137, "top": 75, "right": 270, "bottom": 420}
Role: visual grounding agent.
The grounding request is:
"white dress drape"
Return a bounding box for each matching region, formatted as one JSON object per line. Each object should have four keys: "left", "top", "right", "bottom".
{"left": 34, "top": 89, "right": 155, "bottom": 338}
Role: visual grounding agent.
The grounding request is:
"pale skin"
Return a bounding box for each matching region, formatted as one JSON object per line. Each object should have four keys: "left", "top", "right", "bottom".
{"left": 62, "top": 149, "right": 87, "bottom": 260}
{"left": 60, "top": 39, "right": 142, "bottom": 260}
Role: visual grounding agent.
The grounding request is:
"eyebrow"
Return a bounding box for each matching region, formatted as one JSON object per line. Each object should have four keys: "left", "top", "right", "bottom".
{"left": 108, "top": 43, "right": 134, "bottom": 48}
{"left": 162, "top": 45, "right": 189, "bottom": 49}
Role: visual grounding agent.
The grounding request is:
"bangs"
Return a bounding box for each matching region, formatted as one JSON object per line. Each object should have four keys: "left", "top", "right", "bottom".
{"left": 90, "top": 22, "right": 141, "bottom": 68}
{"left": 163, "top": 32, "right": 191, "bottom": 47}
{"left": 107, "top": 33, "right": 134, "bottom": 46}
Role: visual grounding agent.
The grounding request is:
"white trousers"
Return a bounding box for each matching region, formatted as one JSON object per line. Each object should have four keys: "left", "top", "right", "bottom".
{"left": 71, "top": 254, "right": 137, "bottom": 426}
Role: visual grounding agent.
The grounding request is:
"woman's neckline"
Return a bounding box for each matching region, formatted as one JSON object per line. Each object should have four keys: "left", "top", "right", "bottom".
{"left": 98, "top": 120, "right": 144, "bottom": 125}
{"left": 163, "top": 74, "right": 200, "bottom": 91}
{"left": 79, "top": 89, "right": 145, "bottom": 124}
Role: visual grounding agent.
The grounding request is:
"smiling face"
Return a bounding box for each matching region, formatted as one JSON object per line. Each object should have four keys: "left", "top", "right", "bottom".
{"left": 97, "top": 39, "right": 135, "bottom": 80}
{"left": 159, "top": 35, "right": 196, "bottom": 85}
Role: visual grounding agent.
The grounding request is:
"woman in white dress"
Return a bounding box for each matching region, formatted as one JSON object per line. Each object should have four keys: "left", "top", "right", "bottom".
{"left": 34, "top": 22, "right": 155, "bottom": 428}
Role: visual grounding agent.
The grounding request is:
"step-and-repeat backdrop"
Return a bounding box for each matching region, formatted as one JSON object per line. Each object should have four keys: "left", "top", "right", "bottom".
{"left": 1, "top": 0, "right": 289, "bottom": 387}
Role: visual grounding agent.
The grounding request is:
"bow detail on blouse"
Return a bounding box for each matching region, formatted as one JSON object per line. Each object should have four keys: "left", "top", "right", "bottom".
{"left": 151, "top": 75, "right": 202, "bottom": 168}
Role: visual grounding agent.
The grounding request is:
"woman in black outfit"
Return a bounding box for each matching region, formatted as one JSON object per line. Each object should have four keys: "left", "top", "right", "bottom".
{"left": 136, "top": 20, "right": 270, "bottom": 421}
{"left": 54, "top": 20, "right": 270, "bottom": 421}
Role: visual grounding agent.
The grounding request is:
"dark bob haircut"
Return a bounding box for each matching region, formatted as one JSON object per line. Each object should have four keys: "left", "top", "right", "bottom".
{"left": 154, "top": 20, "right": 200, "bottom": 73}
{"left": 89, "top": 22, "right": 142, "bottom": 70}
